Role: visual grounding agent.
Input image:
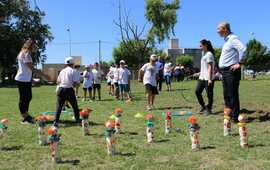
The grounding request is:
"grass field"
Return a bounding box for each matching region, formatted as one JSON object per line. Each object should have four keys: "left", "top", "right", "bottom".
{"left": 0, "top": 80, "right": 270, "bottom": 170}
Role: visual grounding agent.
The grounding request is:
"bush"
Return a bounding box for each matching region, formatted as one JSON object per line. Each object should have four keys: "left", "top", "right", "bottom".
{"left": 176, "top": 55, "right": 193, "bottom": 67}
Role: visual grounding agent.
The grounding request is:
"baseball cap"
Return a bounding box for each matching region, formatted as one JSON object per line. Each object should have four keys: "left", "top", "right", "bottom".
{"left": 120, "top": 60, "right": 125, "bottom": 64}
{"left": 65, "top": 57, "right": 74, "bottom": 64}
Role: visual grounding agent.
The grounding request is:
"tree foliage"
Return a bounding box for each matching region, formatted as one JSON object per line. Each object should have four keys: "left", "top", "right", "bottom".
{"left": 245, "top": 39, "right": 270, "bottom": 72}
{"left": 176, "top": 55, "right": 193, "bottom": 68}
{"left": 0, "top": 0, "right": 53, "bottom": 83}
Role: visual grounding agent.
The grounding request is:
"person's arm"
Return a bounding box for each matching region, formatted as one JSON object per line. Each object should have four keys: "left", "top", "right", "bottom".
{"left": 230, "top": 38, "right": 247, "bottom": 70}
{"left": 207, "top": 63, "right": 213, "bottom": 85}
{"left": 138, "top": 64, "right": 146, "bottom": 82}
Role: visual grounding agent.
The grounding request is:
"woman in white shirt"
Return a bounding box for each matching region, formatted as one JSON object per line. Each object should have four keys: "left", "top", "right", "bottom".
{"left": 82, "top": 65, "right": 94, "bottom": 101}
{"left": 195, "top": 39, "right": 216, "bottom": 115}
{"left": 14, "top": 39, "right": 36, "bottom": 124}
{"left": 163, "top": 61, "right": 173, "bottom": 91}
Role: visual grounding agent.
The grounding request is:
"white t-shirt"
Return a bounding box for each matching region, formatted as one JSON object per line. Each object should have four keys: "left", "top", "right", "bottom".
{"left": 106, "top": 66, "right": 115, "bottom": 83}
{"left": 92, "top": 68, "right": 102, "bottom": 84}
{"left": 15, "top": 52, "right": 33, "bottom": 82}
{"left": 164, "top": 62, "right": 172, "bottom": 76}
{"left": 82, "top": 70, "right": 94, "bottom": 88}
{"left": 140, "top": 63, "right": 158, "bottom": 86}
{"left": 119, "top": 67, "right": 131, "bottom": 85}
{"left": 112, "top": 67, "right": 119, "bottom": 83}
{"left": 199, "top": 51, "right": 215, "bottom": 81}
{"left": 57, "top": 66, "right": 80, "bottom": 88}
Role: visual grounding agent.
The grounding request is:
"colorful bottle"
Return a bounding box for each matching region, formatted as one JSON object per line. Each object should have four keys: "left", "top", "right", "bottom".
{"left": 80, "top": 108, "right": 92, "bottom": 136}
{"left": 47, "top": 126, "right": 61, "bottom": 163}
{"left": 114, "top": 108, "right": 123, "bottom": 134}
{"left": 0, "top": 119, "right": 8, "bottom": 150}
{"left": 146, "top": 113, "right": 154, "bottom": 143}
{"left": 188, "top": 116, "right": 200, "bottom": 150}
{"left": 238, "top": 114, "right": 248, "bottom": 148}
{"left": 105, "top": 120, "right": 116, "bottom": 155}
{"left": 36, "top": 115, "right": 47, "bottom": 145}
{"left": 224, "top": 107, "right": 231, "bottom": 136}
{"left": 165, "top": 111, "right": 172, "bottom": 135}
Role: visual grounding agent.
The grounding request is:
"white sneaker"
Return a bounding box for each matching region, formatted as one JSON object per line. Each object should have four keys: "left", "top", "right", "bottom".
{"left": 147, "top": 105, "right": 152, "bottom": 111}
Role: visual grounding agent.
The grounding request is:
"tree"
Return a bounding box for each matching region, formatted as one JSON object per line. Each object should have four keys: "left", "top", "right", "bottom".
{"left": 176, "top": 55, "right": 193, "bottom": 68}
{"left": 0, "top": 0, "right": 53, "bottom": 84}
{"left": 245, "top": 39, "right": 270, "bottom": 72}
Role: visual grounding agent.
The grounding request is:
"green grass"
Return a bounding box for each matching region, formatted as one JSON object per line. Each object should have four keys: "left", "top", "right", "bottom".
{"left": 0, "top": 80, "right": 270, "bottom": 170}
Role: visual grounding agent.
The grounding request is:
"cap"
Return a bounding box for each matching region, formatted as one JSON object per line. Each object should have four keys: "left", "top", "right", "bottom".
{"left": 120, "top": 60, "right": 125, "bottom": 64}
{"left": 65, "top": 57, "right": 74, "bottom": 64}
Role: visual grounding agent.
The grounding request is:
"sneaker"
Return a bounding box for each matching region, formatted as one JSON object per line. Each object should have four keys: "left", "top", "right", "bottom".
{"left": 199, "top": 107, "right": 206, "bottom": 114}
{"left": 21, "top": 115, "right": 35, "bottom": 124}
{"left": 205, "top": 108, "right": 212, "bottom": 116}
{"left": 147, "top": 105, "right": 152, "bottom": 111}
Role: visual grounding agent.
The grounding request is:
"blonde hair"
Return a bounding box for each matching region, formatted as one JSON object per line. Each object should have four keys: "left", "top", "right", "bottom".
{"left": 20, "top": 39, "right": 34, "bottom": 53}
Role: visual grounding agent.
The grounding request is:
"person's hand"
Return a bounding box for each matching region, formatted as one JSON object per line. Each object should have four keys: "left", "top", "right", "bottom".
{"left": 208, "top": 80, "right": 212, "bottom": 86}
{"left": 230, "top": 63, "right": 241, "bottom": 71}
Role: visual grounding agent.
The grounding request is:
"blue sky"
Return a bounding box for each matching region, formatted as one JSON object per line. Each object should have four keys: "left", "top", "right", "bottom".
{"left": 32, "top": 0, "right": 270, "bottom": 65}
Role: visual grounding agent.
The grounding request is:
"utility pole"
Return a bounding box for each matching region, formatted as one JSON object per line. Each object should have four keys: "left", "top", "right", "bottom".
{"left": 67, "top": 28, "right": 71, "bottom": 57}
{"left": 98, "top": 40, "right": 102, "bottom": 65}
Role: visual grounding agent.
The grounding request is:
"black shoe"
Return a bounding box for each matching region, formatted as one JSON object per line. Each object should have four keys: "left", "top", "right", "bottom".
{"left": 199, "top": 107, "right": 206, "bottom": 114}
{"left": 21, "top": 115, "right": 35, "bottom": 124}
{"left": 205, "top": 108, "right": 212, "bottom": 116}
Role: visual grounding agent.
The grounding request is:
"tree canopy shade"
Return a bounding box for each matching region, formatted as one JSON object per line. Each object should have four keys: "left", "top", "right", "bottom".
{"left": 0, "top": 0, "right": 53, "bottom": 83}
{"left": 245, "top": 39, "right": 270, "bottom": 72}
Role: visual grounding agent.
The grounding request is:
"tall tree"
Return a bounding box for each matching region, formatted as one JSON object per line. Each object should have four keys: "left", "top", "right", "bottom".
{"left": 245, "top": 39, "right": 270, "bottom": 72}
{"left": 0, "top": 0, "right": 53, "bottom": 83}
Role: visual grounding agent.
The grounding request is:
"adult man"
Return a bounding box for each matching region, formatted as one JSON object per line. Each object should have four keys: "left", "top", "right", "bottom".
{"left": 217, "top": 22, "right": 246, "bottom": 122}
{"left": 156, "top": 57, "right": 164, "bottom": 91}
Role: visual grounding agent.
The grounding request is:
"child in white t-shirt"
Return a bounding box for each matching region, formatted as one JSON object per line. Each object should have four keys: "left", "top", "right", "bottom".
{"left": 118, "top": 60, "right": 132, "bottom": 101}
{"left": 164, "top": 62, "right": 173, "bottom": 91}
{"left": 73, "top": 65, "right": 81, "bottom": 98}
{"left": 82, "top": 65, "right": 94, "bottom": 101}
{"left": 92, "top": 62, "right": 102, "bottom": 100}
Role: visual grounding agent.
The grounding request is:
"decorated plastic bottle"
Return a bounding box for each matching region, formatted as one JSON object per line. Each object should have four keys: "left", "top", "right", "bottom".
{"left": 0, "top": 119, "right": 8, "bottom": 150}
{"left": 188, "top": 116, "right": 200, "bottom": 150}
{"left": 47, "top": 126, "right": 61, "bottom": 163}
{"left": 224, "top": 107, "right": 231, "bottom": 136}
{"left": 36, "top": 115, "right": 47, "bottom": 145}
{"left": 165, "top": 111, "right": 172, "bottom": 135}
{"left": 105, "top": 120, "right": 116, "bottom": 155}
{"left": 238, "top": 114, "right": 248, "bottom": 148}
{"left": 114, "top": 108, "right": 123, "bottom": 133}
{"left": 80, "top": 108, "right": 92, "bottom": 136}
{"left": 146, "top": 113, "right": 154, "bottom": 143}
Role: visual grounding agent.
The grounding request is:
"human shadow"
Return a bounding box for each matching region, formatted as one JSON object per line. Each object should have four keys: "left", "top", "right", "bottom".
{"left": 155, "top": 106, "right": 192, "bottom": 111}
{"left": 89, "top": 121, "right": 103, "bottom": 126}
{"left": 200, "top": 146, "right": 216, "bottom": 150}
{"left": 240, "top": 109, "right": 256, "bottom": 115}
{"left": 0, "top": 145, "right": 23, "bottom": 151}
{"left": 120, "top": 131, "right": 139, "bottom": 136}
{"left": 248, "top": 144, "right": 266, "bottom": 148}
{"left": 212, "top": 111, "right": 223, "bottom": 115}
{"left": 259, "top": 112, "right": 270, "bottom": 122}
{"left": 155, "top": 139, "right": 170, "bottom": 143}
{"left": 100, "top": 98, "right": 114, "bottom": 102}
{"left": 58, "top": 159, "right": 80, "bottom": 165}
{"left": 171, "top": 88, "right": 191, "bottom": 92}
{"left": 115, "top": 152, "right": 136, "bottom": 157}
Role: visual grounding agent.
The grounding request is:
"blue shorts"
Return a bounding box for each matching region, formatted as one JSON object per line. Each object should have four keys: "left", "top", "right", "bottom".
{"left": 120, "top": 84, "right": 129, "bottom": 93}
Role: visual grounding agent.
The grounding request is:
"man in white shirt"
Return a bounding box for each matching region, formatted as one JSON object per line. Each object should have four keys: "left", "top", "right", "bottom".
{"left": 112, "top": 64, "right": 120, "bottom": 99}
{"left": 54, "top": 57, "right": 81, "bottom": 127}
{"left": 156, "top": 57, "right": 164, "bottom": 91}
{"left": 92, "top": 62, "right": 102, "bottom": 100}
{"left": 118, "top": 60, "right": 132, "bottom": 101}
{"left": 217, "top": 22, "right": 246, "bottom": 122}
{"left": 138, "top": 54, "right": 159, "bottom": 111}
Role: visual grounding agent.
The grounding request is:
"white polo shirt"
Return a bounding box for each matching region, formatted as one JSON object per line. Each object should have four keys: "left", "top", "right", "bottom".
{"left": 57, "top": 66, "right": 79, "bottom": 88}
{"left": 119, "top": 67, "right": 131, "bottom": 85}
{"left": 140, "top": 63, "right": 158, "bottom": 86}
{"left": 112, "top": 67, "right": 119, "bottom": 83}
{"left": 15, "top": 52, "right": 32, "bottom": 82}
{"left": 199, "top": 51, "right": 215, "bottom": 81}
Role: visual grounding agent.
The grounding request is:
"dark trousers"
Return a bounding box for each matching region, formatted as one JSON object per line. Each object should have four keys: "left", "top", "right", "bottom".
{"left": 157, "top": 72, "right": 163, "bottom": 91}
{"left": 195, "top": 80, "right": 214, "bottom": 110}
{"left": 221, "top": 68, "right": 241, "bottom": 119}
{"left": 17, "top": 81, "right": 32, "bottom": 115}
{"left": 55, "top": 87, "right": 80, "bottom": 124}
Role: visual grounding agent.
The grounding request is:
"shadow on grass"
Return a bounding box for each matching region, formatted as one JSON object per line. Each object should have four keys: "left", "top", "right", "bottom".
{"left": 100, "top": 98, "right": 114, "bottom": 102}
{"left": 212, "top": 111, "right": 223, "bottom": 115}
{"left": 58, "top": 159, "right": 80, "bottom": 166}
{"left": 0, "top": 145, "right": 23, "bottom": 151}
{"left": 121, "top": 132, "right": 139, "bottom": 136}
{"left": 248, "top": 144, "right": 266, "bottom": 148}
{"left": 240, "top": 109, "right": 256, "bottom": 115}
{"left": 115, "top": 152, "right": 136, "bottom": 157}
{"left": 155, "top": 106, "right": 193, "bottom": 111}
{"left": 200, "top": 146, "right": 216, "bottom": 150}
{"left": 247, "top": 112, "right": 270, "bottom": 123}
{"left": 231, "top": 133, "right": 239, "bottom": 137}
{"left": 155, "top": 139, "right": 170, "bottom": 143}
{"left": 171, "top": 88, "right": 191, "bottom": 92}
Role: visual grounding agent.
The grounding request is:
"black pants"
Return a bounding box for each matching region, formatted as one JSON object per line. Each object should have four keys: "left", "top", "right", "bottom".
{"left": 157, "top": 72, "right": 163, "bottom": 91}
{"left": 55, "top": 87, "right": 80, "bottom": 124}
{"left": 17, "top": 81, "right": 32, "bottom": 115}
{"left": 195, "top": 80, "right": 214, "bottom": 110}
{"left": 221, "top": 68, "right": 241, "bottom": 120}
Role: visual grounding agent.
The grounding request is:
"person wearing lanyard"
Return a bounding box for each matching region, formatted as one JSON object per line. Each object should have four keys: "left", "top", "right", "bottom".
{"left": 54, "top": 57, "right": 81, "bottom": 127}
{"left": 15, "top": 39, "right": 37, "bottom": 124}
{"left": 217, "top": 22, "right": 246, "bottom": 122}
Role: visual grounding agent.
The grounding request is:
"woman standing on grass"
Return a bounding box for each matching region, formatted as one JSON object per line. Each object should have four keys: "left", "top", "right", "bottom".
{"left": 14, "top": 39, "right": 36, "bottom": 124}
{"left": 195, "top": 39, "right": 216, "bottom": 115}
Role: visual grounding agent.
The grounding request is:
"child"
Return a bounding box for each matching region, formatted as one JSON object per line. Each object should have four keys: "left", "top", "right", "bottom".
{"left": 118, "top": 60, "right": 132, "bottom": 101}
{"left": 106, "top": 64, "right": 115, "bottom": 96}
{"left": 112, "top": 64, "right": 120, "bottom": 100}
{"left": 92, "top": 62, "right": 102, "bottom": 101}
{"left": 53, "top": 57, "right": 81, "bottom": 127}
{"left": 164, "top": 61, "right": 173, "bottom": 91}
{"left": 73, "top": 65, "right": 81, "bottom": 98}
{"left": 82, "top": 65, "right": 94, "bottom": 101}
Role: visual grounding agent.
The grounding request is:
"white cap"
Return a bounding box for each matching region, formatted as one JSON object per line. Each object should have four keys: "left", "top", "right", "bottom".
{"left": 120, "top": 60, "right": 125, "bottom": 64}
{"left": 65, "top": 57, "right": 74, "bottom": 64}
{"left": 150, "top": 54, "right": 157, "bottom": 61}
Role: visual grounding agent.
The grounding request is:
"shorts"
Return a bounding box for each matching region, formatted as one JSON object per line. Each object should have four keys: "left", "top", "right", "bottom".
{"left": 113, "top": 82, "right": 119, "bottom": 87}
{"left": 107, "top": 82, "right": 111, "bottom": 86}
{"left": 164, "top": 75, "right": 171, "bottom": 84}
{"left": 93, "top": 84, "right": 101, "bottom": 90}
{"left": 83, "top": 86, "right": 92, "bottom": 91}
{"left": 145, "top": 84, "right": 159, "bottom": 95}
{"left": 120, "top": 84, "right": 129, "bottom": 93}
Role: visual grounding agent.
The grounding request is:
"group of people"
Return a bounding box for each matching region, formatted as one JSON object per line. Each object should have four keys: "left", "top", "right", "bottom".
{"left": 14, "top": 21, "right": 246, "bottom": 126}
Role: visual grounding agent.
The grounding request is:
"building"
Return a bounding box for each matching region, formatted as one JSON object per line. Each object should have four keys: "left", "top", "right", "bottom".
{"left": 167, "top": 39, "right": 202, "bottom": 68}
